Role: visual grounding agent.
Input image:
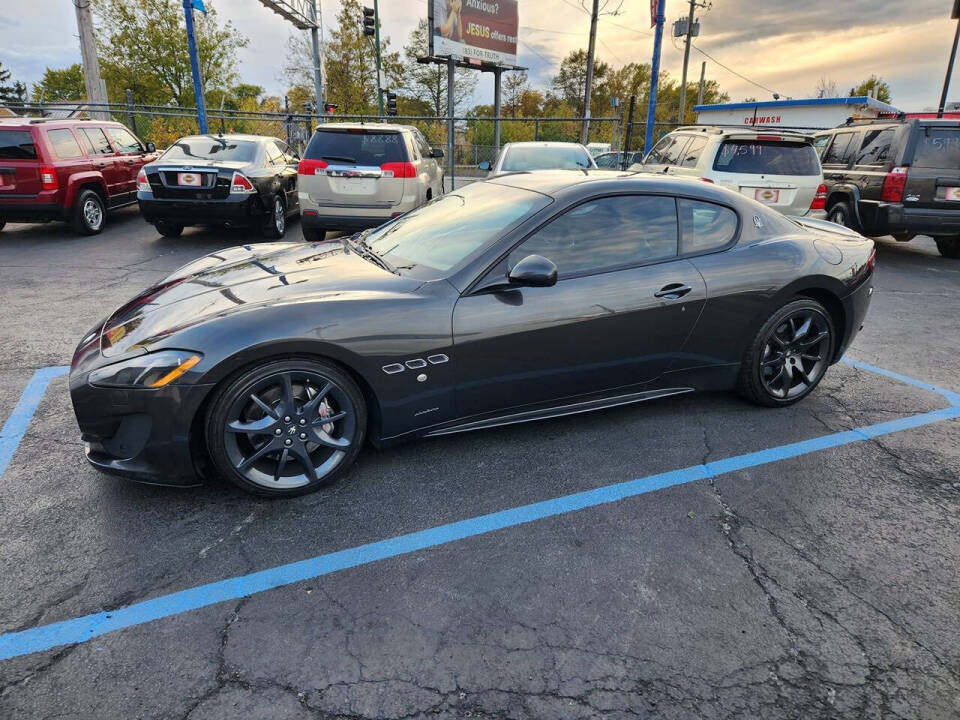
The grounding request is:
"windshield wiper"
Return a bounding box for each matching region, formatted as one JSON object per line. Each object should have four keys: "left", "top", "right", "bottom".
{"left": 344, "top": 234, "right": 397, "bottom": 275}
{"left": 321, "top": 154, "right": 357, "bottom": 164}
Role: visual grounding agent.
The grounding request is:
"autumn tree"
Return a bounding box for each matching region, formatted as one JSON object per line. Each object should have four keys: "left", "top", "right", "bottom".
{"left": 550, "top": 49, "right": 610, "bottom": 116}
{"left": 400, "top": 19, "right": 477, "bottom": 116}
{"left": 32, "top": 64, "right": 85, "bottom": 102}
{"left": 849, "top": 75, "right": 891, "bottom": 104}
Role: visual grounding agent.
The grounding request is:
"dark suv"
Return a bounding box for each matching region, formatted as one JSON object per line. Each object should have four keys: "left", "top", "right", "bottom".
{"left": 815, "top": 117, "right": 960, "bottom": 258}
{"left": 0, "top": 118, "right": 155, "bottom": 235}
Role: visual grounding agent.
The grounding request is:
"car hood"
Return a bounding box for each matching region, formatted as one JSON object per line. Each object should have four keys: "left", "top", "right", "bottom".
{"left": 100, "top": 241, "right": 423, "bottom": 357}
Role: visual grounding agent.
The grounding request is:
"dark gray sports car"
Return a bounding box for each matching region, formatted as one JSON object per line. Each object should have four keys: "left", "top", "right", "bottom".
{"left": 70, "top": 171, "right": 875, "bottom": 497}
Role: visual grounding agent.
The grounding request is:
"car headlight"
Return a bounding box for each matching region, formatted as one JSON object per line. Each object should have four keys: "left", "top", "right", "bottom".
{"left": 89, "top": 350, "right": 202, "bottom": 389}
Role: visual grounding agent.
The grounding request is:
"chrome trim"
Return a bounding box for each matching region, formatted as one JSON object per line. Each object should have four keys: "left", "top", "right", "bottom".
{"left": 382, "top": 363, "right": 405, "bottom": 374}
{"left": 324, "top": 164, "right": 383, "bottom": 179}
{"left": 427, "top": 354, "right": 449, "bottom": 365}
{"left": 424, "top": 388, "right": 695, "bottom": 437}
{"left": 405, "top": 359, "right": 427, "bottom": 369}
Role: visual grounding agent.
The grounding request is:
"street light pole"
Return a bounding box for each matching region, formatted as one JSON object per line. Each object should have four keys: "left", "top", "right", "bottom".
{"left": 938, "top": 14, "right": 960, "bottom": 118}
{"left": 374, "top": 0, "right": 384, "bottom": 117}
{"left": 644, "top": 0, "right": 666, "bottom": 154}
{"left": 182, "top": 0, "right": 208, "bottom": 133}
{"left": 308, "top": 0, "right": 324, "bottom": 113}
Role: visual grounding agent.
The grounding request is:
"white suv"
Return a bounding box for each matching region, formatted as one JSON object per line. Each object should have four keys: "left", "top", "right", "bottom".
{"left": 631, "top": 127, "right": 827, "bottom": 218}
{"left": 298, "top": 123, "right": 444, "bottom": 241}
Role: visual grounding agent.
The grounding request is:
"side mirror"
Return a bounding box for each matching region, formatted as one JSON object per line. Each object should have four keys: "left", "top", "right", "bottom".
{"left": 430, "top": 147, "right": 444, "bottom": 158}
{"left": 478, "top": 160, "right": 492, "bottom": 172}
{"left": 145, "top": 141, "right": 156, "bottom": 153}
{"left": 508, "top": 254, "right": 558, "bottom": 288}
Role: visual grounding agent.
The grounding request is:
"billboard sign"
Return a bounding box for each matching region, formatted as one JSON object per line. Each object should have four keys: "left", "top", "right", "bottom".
{"left": 429, "top": 0, "right": 519, "bottom": 66}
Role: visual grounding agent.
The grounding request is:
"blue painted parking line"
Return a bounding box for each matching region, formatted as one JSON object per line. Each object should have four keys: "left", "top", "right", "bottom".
{"left": 0, "top": 360, "right": 957, "bottom": 662}
{"left": 0, "top": 366, "right": 69, "bottom": 479}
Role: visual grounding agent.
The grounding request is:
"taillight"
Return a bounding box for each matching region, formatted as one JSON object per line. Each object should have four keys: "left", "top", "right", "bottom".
{"left": 298, "top": 158, "right": 328, "bottom": 175}
{"left": 40, "top": 165, "right": 58, "bottom": 191}
{"left": 867, "top": 246, "right": 877, "bottom": 273}
{"left": 699, "top": 177, "right": 714, "bottom": 183}
{"left": 880, "top": 166, "right": 908, "bottom": 202}
{"left": 380, "top": 162, "right": 417, "bottom": 178}
{"left": 136, "top": 168, "right": 151, "bottom": 192}
{"left": 810, "top": 183, "right": 827, "bottom": 211}
{"left": 230, "top": 172, "right": 255, "bottom": 194}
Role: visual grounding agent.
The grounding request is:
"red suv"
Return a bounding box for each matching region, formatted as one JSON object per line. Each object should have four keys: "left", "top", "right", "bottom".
{"left": 0, "top": 118, "right": 156, "bottom": 235}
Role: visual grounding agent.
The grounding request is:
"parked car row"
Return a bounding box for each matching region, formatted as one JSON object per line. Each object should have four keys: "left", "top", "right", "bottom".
{"left": 0, "top": 118, "right": 446, "bottom": 242}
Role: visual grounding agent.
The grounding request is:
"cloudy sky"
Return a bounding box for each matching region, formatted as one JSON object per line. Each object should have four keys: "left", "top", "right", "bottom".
{"left": 1, "top": 0, "right": 958, "bottom": 111}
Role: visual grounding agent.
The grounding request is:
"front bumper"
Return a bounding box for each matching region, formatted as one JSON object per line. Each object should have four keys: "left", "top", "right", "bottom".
{"left": 69, "top": 355, "right": 214, "bottom": 486}
{"left": 138, "top": 192, "right": 260, "bottom": 227}
{"left": 858, "top": 200, "right": 960, "bottom": 236}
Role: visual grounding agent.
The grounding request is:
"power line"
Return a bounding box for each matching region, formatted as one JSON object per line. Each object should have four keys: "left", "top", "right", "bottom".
{"left": 690, "top": 42, "right": 778, "bottom": 96}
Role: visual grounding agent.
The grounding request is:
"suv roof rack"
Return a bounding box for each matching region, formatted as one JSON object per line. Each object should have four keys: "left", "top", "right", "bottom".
{"left": 842, "top": 113, "right": 907, "bottom": 126}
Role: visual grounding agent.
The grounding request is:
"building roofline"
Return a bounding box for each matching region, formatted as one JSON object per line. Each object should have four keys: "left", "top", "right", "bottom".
{"left": 693, "top": 96, "right": 900, "bottom": 114}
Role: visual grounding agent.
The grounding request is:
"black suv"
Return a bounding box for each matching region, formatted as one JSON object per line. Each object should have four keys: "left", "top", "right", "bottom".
{"left": 815, "top": 117, "right": 960, "bottom": 258}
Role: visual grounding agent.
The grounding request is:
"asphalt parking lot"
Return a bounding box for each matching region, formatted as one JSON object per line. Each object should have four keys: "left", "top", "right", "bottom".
{"left": 0, "top": 208, "right": 958, "bottom": 719}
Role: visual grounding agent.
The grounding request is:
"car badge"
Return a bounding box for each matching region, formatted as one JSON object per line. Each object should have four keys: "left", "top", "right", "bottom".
{"left": 905, "top": 195, "right": 920, "bottom": 202}
{"left": 753, "top": 215, "right": 763, "bottom": 229}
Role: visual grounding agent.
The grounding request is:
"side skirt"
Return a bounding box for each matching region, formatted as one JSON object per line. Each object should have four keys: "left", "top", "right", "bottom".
{"left": 423, "top": 387, "right": 695, "bottom": 438}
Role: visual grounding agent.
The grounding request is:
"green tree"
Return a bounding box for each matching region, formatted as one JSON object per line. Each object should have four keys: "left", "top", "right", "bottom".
{"left": 0, "top": 62, "right": 27, "bottom": 106}
{"left": 550, "top": 49, "right": 610, "bottom": 116}
{"left": 849, "top": 75, "right": 891, "bottom": 104}
{"left": 92, "top": 0, "right": 248, "bottom": 106}
{"left": 401, "top": 18, "right": 476, "bottom": 116}
{"left": 32, "top": 64, "right": 85, "bottom": 102}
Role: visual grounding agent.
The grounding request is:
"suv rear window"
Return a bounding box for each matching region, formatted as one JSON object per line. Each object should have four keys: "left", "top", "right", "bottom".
{"left": 713, "top": 140, "right": 820, "bottom": 176}
{"left": 0, "top": 130, "right": 37, "bottom": 160}
{"left": 911, "top": 127, "right": 960, "bottom": 169}
{"left": 305, "top": 130, "right": 407, "bottom": 166}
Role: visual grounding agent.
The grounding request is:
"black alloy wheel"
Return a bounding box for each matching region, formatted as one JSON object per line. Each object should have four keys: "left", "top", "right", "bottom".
{"left": 206, "top": 359, "right": 366, "bottom": 497}
{"left": 739, "top": 299, "right": 835, "bottom": 407}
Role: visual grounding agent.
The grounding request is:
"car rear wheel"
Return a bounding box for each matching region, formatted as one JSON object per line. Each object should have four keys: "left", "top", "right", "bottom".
{"left": 935, "top": 237, "right": 960, "bottom": 258}
{"left": 206, "top": 358, "right": 366, "bottom": 497}
{"left": 72, "top": 189, "right": 105, "bottom": 235}
{"left": 155, "top": 221, "right": 184, "bottom": 238}
{"left": 262, "top": 194, "right": 286, "bottom": 239}
{"left": 302, "top": 227, "right": 326, "bottom": 242}
{"left": 827, "top": 201, "right": 859, "bottom": 233}
{"left": 738, "top": 298, "right": 835, "bottom": 407}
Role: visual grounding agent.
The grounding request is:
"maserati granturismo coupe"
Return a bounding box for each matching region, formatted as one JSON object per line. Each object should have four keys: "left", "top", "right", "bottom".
{"left": 70, "top": 171, "right": 875, "bottom": 497}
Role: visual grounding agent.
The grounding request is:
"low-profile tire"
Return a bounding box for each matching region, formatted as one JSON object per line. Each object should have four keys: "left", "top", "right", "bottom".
{"left": 155, "top": 220, "right": 184, "bottom": 238}
{"left": 935, "top": 237, "right": 960, "bottom": 258}
{"left": 826, "top": 201, "right": 859, "bottom": 233}
{"left": 71, "top": 188, "right": 106, "bottom": 235}
{"left": 302, "top": 226, "right": 326, "bottom": 243}
{"left": 261, "top": 194, "right": 287, "bottom": 239}
{"left": 205, "top": 358, "right": 366, "bottom": 498}
{"left": 737, "top": 298, "right": 836, "bottom": 408}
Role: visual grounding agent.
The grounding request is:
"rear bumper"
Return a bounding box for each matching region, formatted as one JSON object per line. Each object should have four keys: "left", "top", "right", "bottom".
{"left": 837, "top": 273, "right": 874, "bottom": 360}
{"left": 858, "top": 200, "right": 960, "bottom": 236}
{"left": 138, "top": 193, "right": 260, "bottom": 227}
{"left": 0, "top": 200, "right": 69, "bottom": 223}
{"left": 301, "top": 211, "right": 394, "bottom": 232}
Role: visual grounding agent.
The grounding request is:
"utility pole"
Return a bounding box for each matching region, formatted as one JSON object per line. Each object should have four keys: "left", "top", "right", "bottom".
{"left": 182, "top": 0, "right": 208, "bottom": 133}
{"left": 580, "top": 0, "right": 600, "bottom": 144}
{"left": 938, "top": 2, "right": 960, "bottom": 118}
{"left": 677, "top": 0, "right": 697, "bottom": 124}
{"left": 696, "top": 60, "right": 706, "bottom": 106}
{"left": 73, "top": 0, "right": 109, "bottom": 120}
{"left": 644, "top": 0, "right": 666, "bottom": 154}
{"left": 308, "top": 0, "right": 324, "bottom": 113}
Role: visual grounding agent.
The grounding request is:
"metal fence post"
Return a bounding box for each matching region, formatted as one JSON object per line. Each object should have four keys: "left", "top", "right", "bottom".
{"left": 125, "top": 89, "right": 137, "bottom": 136}
{"left": 622, "top": 95, "right": 636, "bottom": 170}
{"left": 534, "top": 119, "right": 539, "bottom": 141}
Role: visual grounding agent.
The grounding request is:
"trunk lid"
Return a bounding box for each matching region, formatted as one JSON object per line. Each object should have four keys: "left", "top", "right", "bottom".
{"left": 301, "top": 128, "right": 408, "bottom": 206}
{"left": 901, "top": 124, "right": 960, "bottom": 210}
{"left": 145, "top": 159, "right": 249, "bottom": 200}
{"left": 0, "top": 128, "right": 42, "bottom": 196}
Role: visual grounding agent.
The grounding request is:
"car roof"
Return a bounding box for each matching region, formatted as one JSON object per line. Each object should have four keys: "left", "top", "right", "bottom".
{"left": 0, "top": 117, "right": 129, "bottom": 130}
{"left": 314, "top": 122, "right": 413, "bottom": 132}
{"left": 670, "top": 126, "right": 815, "bottom": 142}
{"left": 503, "top": 141, "right": 588, "bottom": 149}
{"left": 483, "top": 169, "right": 748, "bottom": 201}
{"left": 175, "top": 133, "right": 276, "bottom": 143}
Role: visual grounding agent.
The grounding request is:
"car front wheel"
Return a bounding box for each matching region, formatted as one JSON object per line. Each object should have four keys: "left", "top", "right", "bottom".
{"left": 205, "top": 358, "right": 366, "bottom": 497}
{"left": 935, "top": 237, "right": 960, "bottom": 258}
{"left": 738, "top": 298, "right": 835, "bottom": 407}
{"left": 72, "top": 189, "right": 106, "bottom": 235}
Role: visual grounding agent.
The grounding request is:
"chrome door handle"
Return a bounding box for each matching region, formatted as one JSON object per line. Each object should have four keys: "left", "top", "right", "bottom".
{"left": 654, "top": 283, "right": 692, "bottom": 299}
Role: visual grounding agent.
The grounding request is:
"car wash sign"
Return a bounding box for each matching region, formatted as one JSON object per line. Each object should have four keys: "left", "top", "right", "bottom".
{"left": 692, "top": 97, "right": 901, "bottom": 130}
{"left": 429, "top": 0, "right": 519, "bottom": 66}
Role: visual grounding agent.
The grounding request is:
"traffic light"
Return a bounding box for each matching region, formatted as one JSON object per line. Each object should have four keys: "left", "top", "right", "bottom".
{"left": 362, "top": 6, "right": 375, "bottom": 36}
{"left": 386, "top": 91, "right": 397, "bottom": 116}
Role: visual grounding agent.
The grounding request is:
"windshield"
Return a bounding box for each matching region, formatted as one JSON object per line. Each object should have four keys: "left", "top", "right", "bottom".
{"left": 911, "top": 128, "right": 960, "bottom": 169}
{"left": 500, "top": 146, "right": 592, "bottom": 172}
{"left": 305, "top": 129, "right": 407, "bottom": 165}
{"left": 364, "top": 182, "right": 551, "bottom": 276}
{"left": 161, "top": 137, "right": 256, "bottom": 163}
{"left": 713, "top": 140, "right": 821, "bottom": 176}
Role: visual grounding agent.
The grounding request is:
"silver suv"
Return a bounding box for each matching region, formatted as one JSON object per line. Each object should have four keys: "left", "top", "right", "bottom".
{"left": 297, "top": 123, "right": 444, "bottom": 241}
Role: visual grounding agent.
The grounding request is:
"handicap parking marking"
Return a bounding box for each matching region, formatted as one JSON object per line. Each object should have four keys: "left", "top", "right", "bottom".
{"left": 0, "top": 366, "right": 69, "bottom": 479}
{"left": 0, "top": 359, "right": 957, "bottom": 662}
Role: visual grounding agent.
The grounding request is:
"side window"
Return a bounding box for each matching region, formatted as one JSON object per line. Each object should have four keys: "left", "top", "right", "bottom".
{"left": 508, "top": 195, "right": 678, "bottom": 278}
{"left": 679, "top": 136, "right": 708, "bottom": 167}
{"left": 275, "top": 140, "right": 297, "bottom": 162}
{"left": 822, "top": 132, "right": 855, "bottom": 165}
{"left": 646, "top": 135, "right": 689, "bottom": 166}
{"left": 405, "top": 132, "right": 421, "bottom": 161}
{"left": 812, "top": 135, "right": 831, "bottom": 158}
{"left": 46, "top": 129, "right": 83, "bottom": 159}
{"left": 678, "top": 199, "right": 738, "bottom": 254}
{"left": 106, "top": 127, "right": 143, "bottom": 154}
{"left": 265, "top": 142, "right": 285, "bottom": 166}
{"left": 81, "top": 128, "right": 114, "bottom": 155}
{"left": 855, "top": 129, "right": 894, "bottom": 165}
{"left": 414, "top": 130, "right": 432, "bottom": 158}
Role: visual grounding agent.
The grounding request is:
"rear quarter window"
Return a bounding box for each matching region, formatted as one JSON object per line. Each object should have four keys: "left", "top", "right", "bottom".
{"left": 911, "top": 128, "right": 960, "bottom": 169}
{"left": 678, "top": 199, "right": 738, "bottom": 254}
{"left": 47, "top": 128, "right": 84, "bottom": 159}
{"left": 305, "top": 130, "right": 407, "bottom": 166}
{"left": 0, "top": 130, "right": 37, "bottom": 160}
{"left": 713, "top": 140, "right": 821, "bottom": 176}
